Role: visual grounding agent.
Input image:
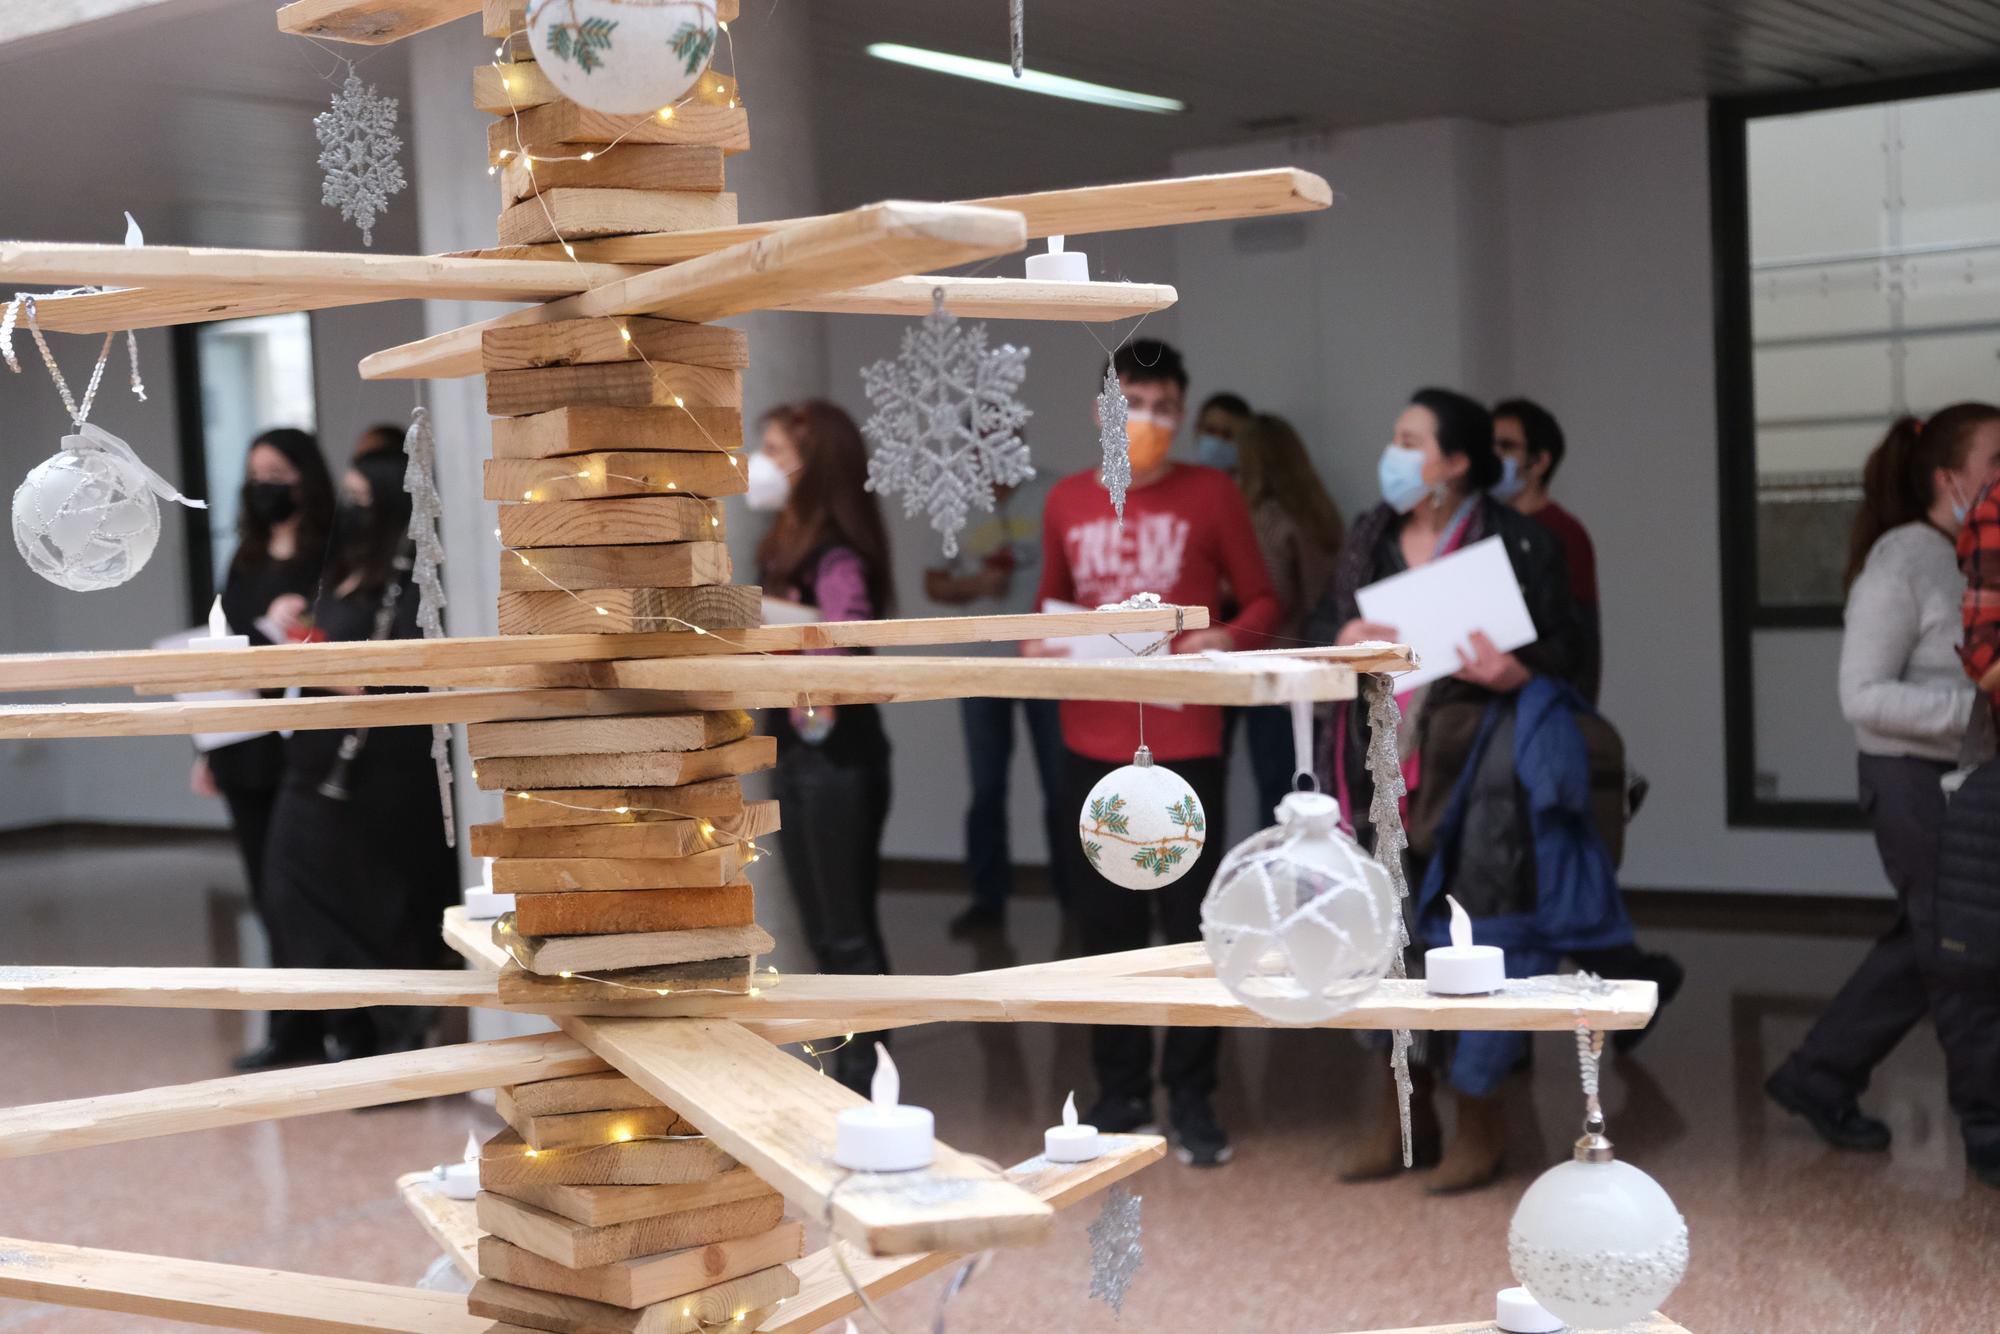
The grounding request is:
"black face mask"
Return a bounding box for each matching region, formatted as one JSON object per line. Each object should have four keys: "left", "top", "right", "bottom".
{"left": 334, "top": 500, "right": 376, "bottom": 545}
{"left": 242, "top": 481, "right": 299, "bottom": 526}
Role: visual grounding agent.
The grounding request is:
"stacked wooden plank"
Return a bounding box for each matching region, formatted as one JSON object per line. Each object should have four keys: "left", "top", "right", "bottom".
{"left": 472, "top": 1070, "right": 803, "bottom": 1333}
{"left": 470, "top": 2, "right": 781, "bottom": 1012}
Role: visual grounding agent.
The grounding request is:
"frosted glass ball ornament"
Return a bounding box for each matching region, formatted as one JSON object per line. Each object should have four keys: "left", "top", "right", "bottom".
{"left": 1508, "top": 1130, "right": 1689, "bottom": 1329}
{"left": 1199, "top": 791, "right": 1397, "bottom": 1023}
{"left": 13, "top": 434, "right": 163, "bottom": 591}
{"left": 1078, "top": 746, "right": 1207, "bottom": 890}
{"left": 525, "top": 0, "right": 719, "bottom": 116}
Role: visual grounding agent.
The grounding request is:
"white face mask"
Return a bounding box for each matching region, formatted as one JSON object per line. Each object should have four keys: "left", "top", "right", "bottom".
{"left": 744, "top": 451, "right": 791, "bottom": 512}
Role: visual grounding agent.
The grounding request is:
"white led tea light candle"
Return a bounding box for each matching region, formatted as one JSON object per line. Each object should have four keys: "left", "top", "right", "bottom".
{"left": 833, "top": 1044, "right": 934, "bottom": 1172}
{"left": 1425, "top": 894, "right": 1507, "bottom": 995}
{"left": 1043, "top": 1090, "right": 1102, "bottom": 1162}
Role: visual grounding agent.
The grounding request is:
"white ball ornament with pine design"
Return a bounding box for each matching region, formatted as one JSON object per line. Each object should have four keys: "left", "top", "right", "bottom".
{"left": 526, "top": 0, "right": 719, "bottom": 117}
{"left": 1078, "top": 746, "right": 1206, "bottom": 890}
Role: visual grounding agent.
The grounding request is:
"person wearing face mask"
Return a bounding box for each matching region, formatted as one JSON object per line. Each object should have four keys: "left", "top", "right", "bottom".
{"left": 1767, "top": 402, "right": 2000, "bottom": 1183}
{"left": 262, "top": 448, "right": 458, "bottom": 1063}
{"left": 1029, "top": 340, "right": 1281, "bottom": 1169}
{"left": 1303, "top": 387, "right": 1598, "bottom": 1193}
{"left": 748, "top": 401, "right": 898, "bottom": 1095}
{"left": 190, "top": 427, "right": 335, "bottom": 1071}
{"left": 1193, "top": 392, "right": 1250, "bottom": 472}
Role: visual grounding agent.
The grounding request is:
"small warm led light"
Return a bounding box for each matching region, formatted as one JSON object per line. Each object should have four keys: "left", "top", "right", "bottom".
{"left": 563, "top": 243, "right": 577, "bottom": 258}
{"left": 619, "top": 326, "right": 632, "bottom": 343}
{"left": 524, "top": 1148, "right": 539, "bottom": 1158}
{"left": 655, "top": 988, "right": 671, "bottom": 996}
{"left": 805, "top": 706, "right": 817, "bottom": 718}
{"left": 514, "top": 791, "right": 531, "bottom": 800}
{"left": 727, "top": 99, "right": 737, "bottom": 108}
{"left": 522, "top": 489, "right": 535, "bottom": 500}
{"left": 581, "top": 150, "right": 595, "bottom": 161}
{"left": 487, "top": 165, "right": 497, "bottom": 176}
{"left": 515, "top": 551, "right": 531, "bottom": 565}
{"left": 496, "top": 148, "right": 513, "bottom": 160}
{"left": 559, "top": 971, "right": 573, "bottom": 979}
{"left": 595, "top": 606, "right": 610, "bottom": 615}
{"left": 672, "top": 394, "right": 685, "bottom": 407}
{"left": 614, "top": 805, "right": 631, "bottom": 814}
{"left": 709, "top": 516, "right": 720, "bottom": 528}
{"left": 699, "top": 820, "right": 715, "bottom": 836}
{"left": 658, "top": 106, "right": 676, "bottom": 120}
{"left": 666, "top": 481, "right": 678, "bottom": 489}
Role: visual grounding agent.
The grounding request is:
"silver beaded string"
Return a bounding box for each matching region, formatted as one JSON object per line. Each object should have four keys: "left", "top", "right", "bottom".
{"left": 1363, "top": 672, "right": 1417, "bottom": 1166}
{"left": 1575, "top": 1020, "right": 1606, "bottom": 1132}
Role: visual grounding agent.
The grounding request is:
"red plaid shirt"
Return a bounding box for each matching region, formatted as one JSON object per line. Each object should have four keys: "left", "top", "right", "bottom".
{"left": 1959, "top": 478, "right": 2000, "bottom": 708}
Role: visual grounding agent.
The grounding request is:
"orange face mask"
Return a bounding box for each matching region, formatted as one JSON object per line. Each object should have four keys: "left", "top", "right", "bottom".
{"left": 1126, "top": 415, "right": 1175, "bottom": 473}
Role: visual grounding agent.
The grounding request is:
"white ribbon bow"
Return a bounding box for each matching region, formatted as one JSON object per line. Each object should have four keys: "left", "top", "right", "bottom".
{"left": 62, "top": 422, "right": 206, "bottom": 510}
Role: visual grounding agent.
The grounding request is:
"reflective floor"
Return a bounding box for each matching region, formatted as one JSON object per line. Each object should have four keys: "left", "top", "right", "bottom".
{"left": 1, "top": 833, "right": 1995, "bottom": 1333}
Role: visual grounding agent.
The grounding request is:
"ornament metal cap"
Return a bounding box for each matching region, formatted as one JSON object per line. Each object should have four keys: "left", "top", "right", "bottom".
{"left": 1574, "top": 1114, "right": 1616, "bottom": 1163}
{"left": 1131, "top": 745, "right": 1154, "bottom": 768}
{"left": 1275, "top": 790, "right": 1340, "bottom": 831}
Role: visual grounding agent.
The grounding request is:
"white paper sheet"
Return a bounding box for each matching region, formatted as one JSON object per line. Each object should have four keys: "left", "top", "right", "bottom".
{"left": 1354, "top": 535, "right": 1537, "bottom": 690}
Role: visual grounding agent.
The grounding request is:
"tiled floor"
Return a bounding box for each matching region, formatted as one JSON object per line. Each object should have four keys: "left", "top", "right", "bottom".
{"left": 1, "top": 833, "right": 1995, "bottom": 1333}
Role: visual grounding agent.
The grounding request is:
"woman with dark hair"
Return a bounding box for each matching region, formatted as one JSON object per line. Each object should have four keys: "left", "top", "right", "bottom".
{"left": 261, "top": 447, "right": 458, "bottom": 1062}
{"left": 749, "top": 400, "right": 896, "bottom": 1093}
{"left": 1767, "top": 402, "right": 2000, "bottom": 1185}
{"left": 190, "top": 427, "right": 336, "bottom": 1071}
{"left": 1194, "top": 391, "right": 1252, "bottom": 471}
{"left": 1305, "top": 386, "right": 1604, "bottom": 1193}
{"left": 1229, "top": 412, "right": 1344, "bottom": 820}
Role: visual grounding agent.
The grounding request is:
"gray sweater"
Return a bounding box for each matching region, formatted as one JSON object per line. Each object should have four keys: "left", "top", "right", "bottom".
{"left": 1839, "top": 521, "right": 1976, "bottom": 762}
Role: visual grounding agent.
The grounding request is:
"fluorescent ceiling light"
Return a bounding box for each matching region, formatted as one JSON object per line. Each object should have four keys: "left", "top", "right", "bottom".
{"left": 866, "top": 42, "right": 1186, "bottom": 114}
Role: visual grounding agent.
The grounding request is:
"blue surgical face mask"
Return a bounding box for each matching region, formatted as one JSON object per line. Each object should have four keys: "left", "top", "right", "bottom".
{"left": 1377, "top": 442, "right": 1428, "bottom": 513}
{"left": 1490, "top": 454, "right": 1527, "bottom": 502}
{"left": 1196, "top": 433, "right": 1237, "bottom": 470}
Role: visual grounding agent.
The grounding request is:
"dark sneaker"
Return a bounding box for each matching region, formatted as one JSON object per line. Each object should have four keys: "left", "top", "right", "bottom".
{"left": 1614, "top": 953, "right": 1686, "bottom": 1054}
{"left": 1169, "top": 1093, "right": 1233, "bottom": 1167}
{"left": 1084, "top": 1094, "right": 1157, "bottom": 1136}
{"left": 1764, "top": 1065, "right": 1890, "bottom": 1151}
{"left": 948, "top": 903, "right": 1007, "bottom": 939}
{"left": 1969, "top": 1146, "right": 2000, "bottom": 1191}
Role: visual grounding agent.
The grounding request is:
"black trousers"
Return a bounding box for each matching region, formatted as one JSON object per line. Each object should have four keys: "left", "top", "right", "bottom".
{"left": 1061, "top": 749, "right": 1226, "bottom": 1105}
{"left": 775, "top": 742, "right": 892, "bottom": 1089}
{"left": 1785, "top": 753, "right": 2000, "bottom": 1157}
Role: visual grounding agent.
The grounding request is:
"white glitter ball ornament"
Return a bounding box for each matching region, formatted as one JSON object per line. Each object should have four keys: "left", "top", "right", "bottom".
{"left": 1508, "top": 1133, "right": 1689, "bottom": 1329}
{"left": 12, "top": 426, "right": 184, "bottom": 591}
{"left": 1079, "top": 746, "right": 1206, "bottom": 890}
{"left": 1199, "top": 791, "right": 1397, "bottom": 1023}
{"left": 526, "top": 0, "right": 718, "bottom": 116}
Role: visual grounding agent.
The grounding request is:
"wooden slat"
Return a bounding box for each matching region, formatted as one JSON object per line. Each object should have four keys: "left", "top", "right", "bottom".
{"left": 498, "top": 922, "right": 776, "bottom": 977}
{"left": 499, "top": 541, "right": 735, "bottom": 591}
{"left": 0, "top": 687, "right": 686, "bottom": 742}
{"left": 278, "top": 0, "right": 477, "bottom": 43}
{"left": 496, "top": 1089, "right": 693, "bottom": 1151}
{"left": 499, "top": 494, "right": 725, "bottom": 548}
{"left": 478, "top": 1223, "right": 803, "bottom": 1309}
{"left": 505, "top": 1070, "right": 663, "bottom": 1117}
{"left": 487, "top": 360, "right": 743, "bottom": 416}
{"left": 492, "top": 454, "right": 752, "bottom": 506}
{"left": 758, "top": 1133, "right": 1166, "bottom": 1334}
{"left": 502, "top": 769, "right": 765, "bottom": 828}
{"left": 497, "top": 190, "right": 740, "bottom": 247}
{"left": 481, "top": 169, "right": 1331, "bottom": 265}
{"left": 499, "top": 585, "right": 764, "bottom": 636}
{"left": 499, "top": 145, "right": 728, "bottom": 207}
{"left": 470, "top": 1268, "right": 792, "bottom": 1334}
{"left": 561, "top": 1016, "right": 1053, "bottom": 1256}
{"left": 396, "top": 1172, "right": 483, "bottom": 1281}
{"left": 0, "top": 241, "right": 639, "bottom": 298}
{"left": 491, "top": 405, "right": 743, "bottom": 458}
{"left": 0, "top": 1237, "right": 491, "bottom": 1332}
{"left": 477, "top": 1188, "right": 784, "bottom": 1268}
{"left": 493, "top": 1167, "right": 775, "bottom": 1228}
{"left": 497, "top": 958, "right": 754, "bottom": 1006}
{"left": 474, "top": 748, "right": 765, "bottom": 792}
{"left": 0, "top": 608, "right": 1219, "bottom": 693}
{"left": 0, "top": 967, "right": 1659, "bottom": 1031}
{"left": 360, "top": 201, "right": 1029, "bottom": 380}
{"left": 0, "top": 1033, "right": 603, "bottom": 1159}
{"left": 483, "top": 319, "right": 749, "bottom": 372}
{"left": 481, "top": 1125, "right": 738, "bottom": 1189}
{"left": 512, "top": 883, "right": 757, "bottom": 937}
{"left": 470, "top": 709, "right": 746, "bottom": 759}
{"left": 473, "top": 799, "right": 777, "bottom": 858}
{"left": 494, "top": 846, "right": 748, "bottom": 894}
{"left": 486, "top": 100, "right": 750, "bottom": 160}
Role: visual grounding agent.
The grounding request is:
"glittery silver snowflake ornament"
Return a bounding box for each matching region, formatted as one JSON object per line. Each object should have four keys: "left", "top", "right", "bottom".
{"left": 315, "top": 69, "right": 406, "bottom": 246}
{"left": 1096, "top": 365, "right": 1131, "bottom": 524}
{"left": 860, "top": 288, "right": 1033, "bottom": 559}
{"left": 1086, "top": 1185, "right": 1143, "bottom": 1316}
{"left": 401, "top": 405, "right": 455, "bottom": 848}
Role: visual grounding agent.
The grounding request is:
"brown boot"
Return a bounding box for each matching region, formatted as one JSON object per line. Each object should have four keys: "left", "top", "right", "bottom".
{"left": 1426, "top": 1090, "right": 1507, "bottom": 1193}
{"left": 1339, "top": 1066, "right": 1439, "bottom": 1181}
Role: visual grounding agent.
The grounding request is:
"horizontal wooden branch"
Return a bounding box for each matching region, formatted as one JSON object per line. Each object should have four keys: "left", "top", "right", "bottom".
{"left": 0, "top": 1032, "right": 603, "bottom": 1159}
{"left": 0, "top": 608, "right": 1216, "bottom": 694}
{"left": 0, "top": 966, "right": 1658, "bottom": 1031}
{"left": 0, "top": 1236, "right": 489, "bottom": 1332}
{"left": 359, "top": 201, "right": 1028, "bottom": 381}
{"left": 0, "top": 688, "right": 684, "bottom": 741}
{"left": 0, "top": 242, "right": 641, "bottom": 299}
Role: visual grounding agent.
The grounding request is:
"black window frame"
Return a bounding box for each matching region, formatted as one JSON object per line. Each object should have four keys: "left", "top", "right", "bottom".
{"left": 1710, "top": 65, "right": 2000, "bottom": 830}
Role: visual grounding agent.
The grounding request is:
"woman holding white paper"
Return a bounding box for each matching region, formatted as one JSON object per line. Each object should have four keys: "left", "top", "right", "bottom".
{"left": 1304, "top": 386, "right": 1608, "bottom": 1194}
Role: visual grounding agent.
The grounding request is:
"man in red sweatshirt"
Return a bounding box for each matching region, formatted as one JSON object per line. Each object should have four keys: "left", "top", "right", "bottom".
{"left": 1031, "top": 339, "right": 1280, "bottom": 1167}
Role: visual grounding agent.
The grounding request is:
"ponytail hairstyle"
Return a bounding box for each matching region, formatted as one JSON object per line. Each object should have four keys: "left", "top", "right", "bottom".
{"left": 1846, "top": 401, "right": 2000, "bottom": 589}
